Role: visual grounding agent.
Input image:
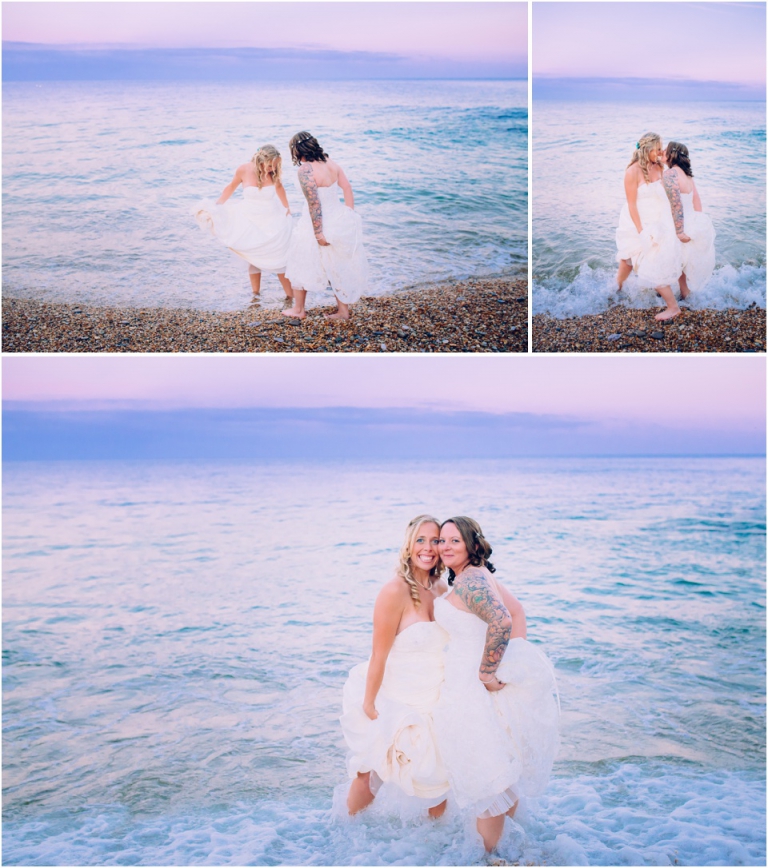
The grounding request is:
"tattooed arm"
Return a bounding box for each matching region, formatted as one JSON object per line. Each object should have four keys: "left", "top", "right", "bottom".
{"left": 298, "top": 163, "right": 329, "bottom": 246}
{"left": 453, "top": 567, "right": 512, "bottom": 690}
{"left": 662, "top": 169, "right": 691, "bottom": 242}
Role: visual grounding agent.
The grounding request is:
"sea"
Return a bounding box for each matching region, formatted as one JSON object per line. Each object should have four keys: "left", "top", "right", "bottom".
{"left": 532, "top": 100, "right": 766, "bottom": 318}
{"left": 1, "top": 80, "right": 526, "bottom": 312}
{"left": 3, "top": 457, "right": 765, "bottom": 866}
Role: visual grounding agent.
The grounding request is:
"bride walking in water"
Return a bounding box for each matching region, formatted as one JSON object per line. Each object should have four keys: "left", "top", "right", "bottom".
{"left": 615, "top": 132, "right": 685, "bottom": 321}
{"left": 283, "top": 132, "right": 369, "bottom": 321}
{"left": 194, "top": 145, "right": 294, "bottom": 300}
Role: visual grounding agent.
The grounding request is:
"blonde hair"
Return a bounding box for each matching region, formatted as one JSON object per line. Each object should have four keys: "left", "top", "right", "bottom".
{"left": 252, "top": 144, "right": 282, "bottom": 188}
{"left": 396, "top": 515, "right": 443, "bottom": 607}
{"left": 627, "top": 132, "right": 662, "bottom": 184}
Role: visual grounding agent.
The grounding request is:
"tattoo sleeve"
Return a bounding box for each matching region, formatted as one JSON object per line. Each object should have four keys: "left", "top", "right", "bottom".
{"left": 662, "top": 170, "right": 686, "bottom": 236}
{"left": 298, "top": 164, "right": 323, "bottom": 237}
{"left": 453, "top": 567, "right": 512, "bottom": 677}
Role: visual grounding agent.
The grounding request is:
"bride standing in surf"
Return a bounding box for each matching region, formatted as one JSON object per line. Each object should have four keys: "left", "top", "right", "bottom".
{"left": 283, "top": 132, "right": 369, "bottom": 321}
{"left": 615, "top": 132, "right": 685, "bottom": 321}
{"left": 340, "top": 516, "right": 449, "bottom": 817}
{"left": 433, "top": 517, "right": 560, "bottom": 853}
{"left": 194, "top": 145, "right": 294, "bottom": 300}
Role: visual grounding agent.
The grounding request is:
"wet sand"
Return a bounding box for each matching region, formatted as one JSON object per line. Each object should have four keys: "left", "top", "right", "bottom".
{"left": 2, "top": 278, "right": 528, "bottom": 354}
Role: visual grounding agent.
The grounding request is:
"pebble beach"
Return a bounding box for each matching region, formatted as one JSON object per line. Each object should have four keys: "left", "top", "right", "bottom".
{"left": 533, "top": 305, "right": 766, "bottom": 353}
{"left": 2, "top": 278, "right": 527, "bottom": 354}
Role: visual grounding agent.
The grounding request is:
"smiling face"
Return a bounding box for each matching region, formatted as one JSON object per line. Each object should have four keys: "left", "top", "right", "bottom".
{"left": 649, "top": 139, "right": 665, "bottom": 164}
{"left": 410, "top": 521, "right": 440, "bottom": 578}
{"left": 438, "top": 522, "right": 471, "bottom": 574}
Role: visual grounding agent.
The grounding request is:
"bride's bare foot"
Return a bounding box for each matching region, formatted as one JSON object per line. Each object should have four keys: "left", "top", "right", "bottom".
{"left": 325, "top": 311, "right": 350, "bottom": 321}
{"left": 655, "top": 306, "right": 681, "bottom": 321}
{"left": 282, "top": 307, "right": 306, "bottom": 319}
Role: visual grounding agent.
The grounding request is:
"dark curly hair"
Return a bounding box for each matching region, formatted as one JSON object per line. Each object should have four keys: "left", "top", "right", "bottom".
{"left": 289, "top": 131, "right": 328, "bottom": 167}
{"left": 666, "top": 141, "right": 693, "bottom": 177}
{"left": 441, "top": 516, "right": 495, "bottom": 585}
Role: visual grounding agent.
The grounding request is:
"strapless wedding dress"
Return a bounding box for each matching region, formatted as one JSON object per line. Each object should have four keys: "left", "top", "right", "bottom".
{"left": 616, "top": 180, "right": 682, "bottom": 287}
{"left": 432, "top": 592, "right": 560, "bottom": 818}
{"left": 340, "top": 620, "right": 449, "bottom": 803}
{"left": 679, "top": 191, "right": 716, "bottom": 291}
{"left": 194, "top": 185, "right": 292, "bottom": 273}
{"left": 285, "top": 181, "right": 369, "bottom": 303}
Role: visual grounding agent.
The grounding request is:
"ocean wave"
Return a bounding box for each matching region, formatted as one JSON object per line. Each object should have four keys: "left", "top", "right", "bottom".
{"left": 533, "top": 262, "right": 766, "bottom": 319}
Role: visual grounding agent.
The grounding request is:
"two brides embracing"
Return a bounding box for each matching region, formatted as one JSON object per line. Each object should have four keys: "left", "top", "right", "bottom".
{"left": 340, "top": 515, "right": 560, "bottom": 854}
{"left": 194, "top": 132, "right": 369, "bottom": 321}
{"left": 615, "top": 132, "right": 716, "bottom": 321}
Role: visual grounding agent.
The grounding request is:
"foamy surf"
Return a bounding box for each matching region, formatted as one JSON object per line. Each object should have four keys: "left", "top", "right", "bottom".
{"left": 533, "top": 263, "right": 766, "bottom": 319}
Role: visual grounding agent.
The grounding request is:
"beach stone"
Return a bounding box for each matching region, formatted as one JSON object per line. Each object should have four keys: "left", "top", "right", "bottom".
{"left": 651, "top": 331, "right": 664, "bottom": 340}
{"left": 380, "top": 343, "right": 387, "bottom": 351}
{"left": 606, "top": 333, "right": 621, "bottom": 341}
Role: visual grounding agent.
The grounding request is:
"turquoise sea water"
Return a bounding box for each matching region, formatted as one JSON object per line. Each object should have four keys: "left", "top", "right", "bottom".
{"left": 3, "top": 457, "right": 765, "bottom": 865}
{"left": 2, "top": 79, "right": 526, "bottom": 311}
{"left": 533, "top": 100, "right": 766, "bottom": 317}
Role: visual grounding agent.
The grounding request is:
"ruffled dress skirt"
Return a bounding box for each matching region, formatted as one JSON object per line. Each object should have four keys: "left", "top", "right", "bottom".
{"left": 616, "top": 180, "right": 682, "bottom": 288}
{"left": 340, "top": 620, "right": 450, "bottom": 805}
{"left": 285, "top": 181, "right": 369, "bottom": 303}
{"left": 432, "top": 594, "right": 560, "bottom": 818}
{"left": 680, "top": 192, "right": 716, "bottom": 291}
{"left": 194, "top": 185, "right": 292, "bottom": 273}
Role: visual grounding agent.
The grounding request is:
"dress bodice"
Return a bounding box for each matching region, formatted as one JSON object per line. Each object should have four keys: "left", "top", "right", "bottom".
{"left": 380, "top": 620, "right": 448, "bottom": 710}
{"left": 243, "top": 185, "right": 277, "bottom": 200}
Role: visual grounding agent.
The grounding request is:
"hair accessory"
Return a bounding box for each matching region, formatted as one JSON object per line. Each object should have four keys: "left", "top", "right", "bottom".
{"left": 636, "top": 142, "right": 640, "bottom": 149}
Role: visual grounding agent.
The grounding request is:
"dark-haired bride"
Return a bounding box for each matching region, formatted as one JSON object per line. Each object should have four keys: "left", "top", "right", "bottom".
{"left": 283, "top": 131, "right": 369, "bottom": 321}
{"left": 433, "top": 517, "right": 560, "bottom": 852}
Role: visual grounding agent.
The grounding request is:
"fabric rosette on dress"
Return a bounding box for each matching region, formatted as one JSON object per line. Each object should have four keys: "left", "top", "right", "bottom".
{"left": 432, "top": 595, "right": 560, "bottom": 818}
{"left": 340, "top": 620, "right": 449, "bottom": 805}
{"left": 285, "top": 182, "right": 369, "bottom": 303}
{"left": 193, "top": 185, "right": 292, "bottom": 273}
{"left": 679, "top": 191, "right": 716, "bottom": 291}
{"left": 616, "top": 181, "right": 682, "bottom": 288}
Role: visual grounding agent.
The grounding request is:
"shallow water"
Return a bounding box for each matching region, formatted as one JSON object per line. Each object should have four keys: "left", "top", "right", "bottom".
{"left": 532, "top": 100, "right": 766, "bottom": 317}
{"left": 2, "top": 79, "right": 526, "bottom": 311}
{"left": 3, "top": 457, "right": 765, "bottom": 865}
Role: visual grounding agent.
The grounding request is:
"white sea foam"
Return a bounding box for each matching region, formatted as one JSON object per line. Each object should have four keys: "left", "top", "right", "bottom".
{"left": 533, "top": 263, "right": 766, "bottom": 319}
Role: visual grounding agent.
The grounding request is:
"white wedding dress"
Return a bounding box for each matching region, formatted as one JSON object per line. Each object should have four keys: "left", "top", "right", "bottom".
{"left": 616, "top": 180, "right": 682, "bottom": 288}
{"left": 679, "top": 191, "right": 716, "bottom": 291}
{"left": 194, "top": 185, "right": 292, "bottom": 273}
{"left": 432, "top": 591, "right": 560, "bottom": 818}
{"left": 340, "top": 620, "right": 449, "bottom": 804}
{"left": 285, "top": 182, "right": 369, "bottom": 303}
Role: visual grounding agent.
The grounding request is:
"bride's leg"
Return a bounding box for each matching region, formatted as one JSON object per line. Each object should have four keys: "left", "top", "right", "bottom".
{"left": 326, "top": 298, "right": 351, "bottom": 321}
{"left": 277, "top": 272, "right": 294, "bottom": 300}
{"left": 282, "top": 288, "right": 307, "bottom": 318}
{"left": 654, "top": 285, "right": 681, "bottom": 321}
{"left": 616, "top": 259, "right": 632, "bottom": 290}
{"left": 679, "top": 273, "right": 690, "bottom": 300}
{"left": 505, "top": 800, "right": 518, "bottom": 819}
{"left": 347, "top": 772, "right": 376, "bottom": 814}
{"left": 428, "top": 799, "right": 447, "bottom": 819}
{"left": 249, "top": 271, "right": 261, "bottom": 295}
{"left": 477, "top": 814, "right": 505, "bottom": 852}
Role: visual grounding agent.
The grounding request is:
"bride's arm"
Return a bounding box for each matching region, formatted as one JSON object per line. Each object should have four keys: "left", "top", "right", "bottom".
{"left": 494, "top": 581, "right": 527, "bottom": 639}
{"left": 275, "top": 179, "right": 291, "bottom": 214}
{"left": 692, "top": 180, "right": 703, "bottom": 213}
{"left": 297, "top": 163, "right": 329, "bottom": 246}
{"left": 216, "top": 167, "right": 243, "bottom": 205}
{"left": 337, "top": 166, "right": 355, "bottom": 209}
{"left": 362, "top": 584, "right": 402, "bottom": 720}
{"left": 662, "top": 169, "right": 690, "bottom": 242}
{"left": 624, "top": 169, "right": 643, "bottom": 234}
{"left": 453, "top": 567, "right": 512, "bottom": 691}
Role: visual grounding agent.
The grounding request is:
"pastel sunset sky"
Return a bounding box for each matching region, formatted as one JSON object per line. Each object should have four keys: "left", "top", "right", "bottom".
{"left": 2, "top": 2, "right": 527, "bottom": 79}
{"left": 534, "top": 2, "right": 765, "bottom": 98}
{"left": 3, "top": 355, "right": 764, "bottom": 426}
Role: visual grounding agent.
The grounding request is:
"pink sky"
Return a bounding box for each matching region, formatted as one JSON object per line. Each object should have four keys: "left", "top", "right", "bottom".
{"left": 3, "top": 356, "right": 765, "bottom": 432}
{"left": 534, "top": 2, "right": 765, "bottom": 85}
{"left": 2, "top": 2, "right": 527, "bottom": 62}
